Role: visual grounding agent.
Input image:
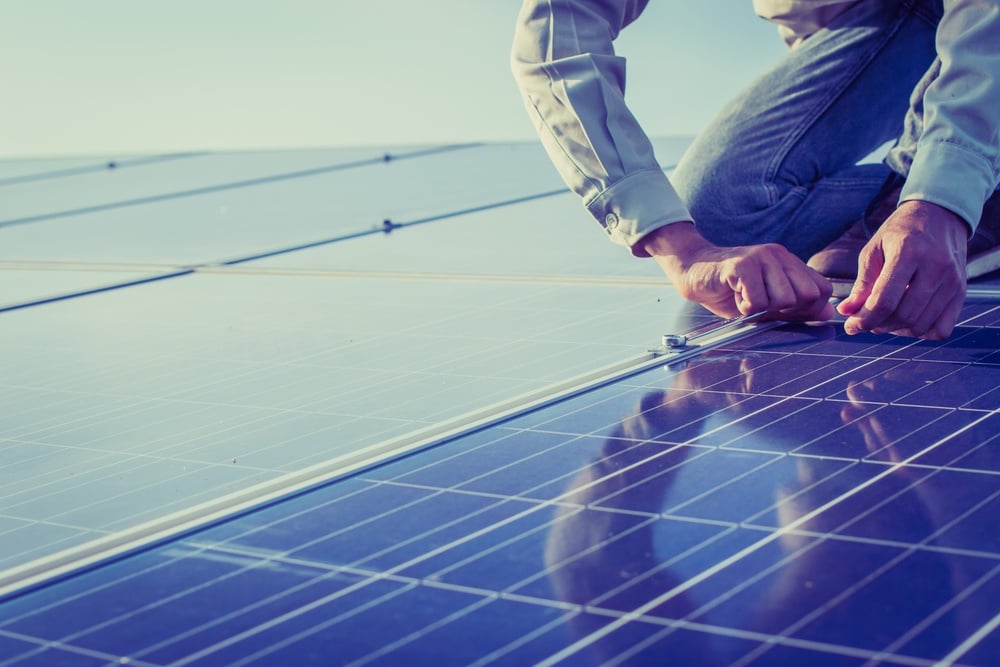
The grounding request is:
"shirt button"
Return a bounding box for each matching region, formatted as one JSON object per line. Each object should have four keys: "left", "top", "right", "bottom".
{"left": 604, "top": 213, "right": 619, "bottom": 230}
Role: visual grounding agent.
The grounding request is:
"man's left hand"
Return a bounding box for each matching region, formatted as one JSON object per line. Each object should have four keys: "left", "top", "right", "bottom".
{"left": 838, "top": 200, "right": 968, "bottom": 340}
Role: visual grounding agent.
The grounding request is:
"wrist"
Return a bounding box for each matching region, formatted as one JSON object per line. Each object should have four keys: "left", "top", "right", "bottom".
{"left": 640, "top": 221, "right": 710, "bottom": 258}
{"left": 640, "top": 222, "right": 715, "bottom": 275}
{"left": 897, "top": 199, "right": 971, "bottom": 239}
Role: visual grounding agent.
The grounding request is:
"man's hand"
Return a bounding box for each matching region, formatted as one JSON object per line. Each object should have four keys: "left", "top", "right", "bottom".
{"left": 642, "top": 222, "right": 834, "bottom": 321}
{"left": 838, "top": 200, "right": 968, "bottom": 340}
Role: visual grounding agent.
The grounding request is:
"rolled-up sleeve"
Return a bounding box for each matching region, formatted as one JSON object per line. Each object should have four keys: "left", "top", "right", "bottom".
{"left": 900, "top": 0, "right": 1000, "bottom": 232}
{"left": 510, "top": 0, "right": 691, "bottom": 255}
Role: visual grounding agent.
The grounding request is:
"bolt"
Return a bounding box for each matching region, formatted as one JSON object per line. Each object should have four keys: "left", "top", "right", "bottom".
{"left": 662, "top": 334, "right": 687, "bottom": 349}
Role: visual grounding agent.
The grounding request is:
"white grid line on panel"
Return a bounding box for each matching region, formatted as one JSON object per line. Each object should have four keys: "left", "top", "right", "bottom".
{"left": 532, "top": 408, "right": 998, "bottom": 666}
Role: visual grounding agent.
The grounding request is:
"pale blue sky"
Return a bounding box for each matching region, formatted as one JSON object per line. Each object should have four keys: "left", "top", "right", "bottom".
{"left": 2, "top": 1, "right": 787, "bottom": 158}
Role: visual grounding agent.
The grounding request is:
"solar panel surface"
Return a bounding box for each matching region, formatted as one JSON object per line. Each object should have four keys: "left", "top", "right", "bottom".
{"left": 2, "top": 310, "right": 999, "bottom": 665}
{"left": 0, "top": 141, "right": 696, "bottom": 580}
{"left": 1, "top": 141, "right": 997, "bottom": 666}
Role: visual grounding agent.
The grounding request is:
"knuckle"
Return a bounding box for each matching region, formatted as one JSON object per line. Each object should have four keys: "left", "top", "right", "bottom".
{"left": 866, "top": 298, "right": 894, "bottom": 320}
{"left": 877, "top": 318, "right": 903, "bottom": 334}
{"left": 729, "top": 255, "right": 754, "bottom": 272}
{"left": 742, "top": 292, "right": 763, "bottom": 309}
{"left": 776, "top": 294, "right": 797, "bottom": 310}
{"left": 926, "top": 255, "right": 954, "bottom": 274}
{"left": 794, "top": 279, "right": 819, "bottom": 299}
{"left": 760, "top": 242, "right": 785, "bottom": 256}
{"left": 894, "top": 243, "right": 920, "bottom": 264}
{"left": 804, "top": 282, "right": 826, "bottom": 302}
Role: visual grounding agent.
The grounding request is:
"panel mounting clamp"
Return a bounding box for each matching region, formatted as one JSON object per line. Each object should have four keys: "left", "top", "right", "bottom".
{"left": 652, "top": 310, "right": 770, "bottom": 355}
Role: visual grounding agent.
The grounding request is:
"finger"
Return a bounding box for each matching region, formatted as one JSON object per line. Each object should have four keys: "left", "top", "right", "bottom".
{"left": 783, "top": 266, "right": 835, "bottom": 320}
{"left": 784, "top": 298, "right": 836, "bottom": 322}
{"left": 868, "top": 265, "right": 943, "bottom": 335}
{"left": 882, "top": 281, "right": 951, "bottom": 339}
{"left": 726, "top": 264, "right": 769, "bottom": 316}
{"left": 906, "top": 264, "right": 966, "bottom": 340}
{"left": 844, "top": 250, "right": 914, "bottom": 335}
{"left": 877, "top": 246, "right": 965, "bottom": 337}
{"left": 924, "top": 283, "right": 965, "bottom": 340}
{"left": 838, "top": 243, "right": 884, "bottom": 318}
{"left": 760, "top": 260, "right": 798, "bottom": 312}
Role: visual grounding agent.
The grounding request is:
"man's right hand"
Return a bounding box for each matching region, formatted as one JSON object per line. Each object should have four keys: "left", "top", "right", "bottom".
{"left": 837, "top": 200, "right": 968, "bottom": 340}
{"left": 641, "top": 222, "right": 835, "bottom": 321}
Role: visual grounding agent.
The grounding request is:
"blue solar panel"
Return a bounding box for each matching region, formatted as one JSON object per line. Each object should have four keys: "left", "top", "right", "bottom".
{"left": 0, "top": 146, "right": 457, "bottom": 227}
{"left": 2, "top": 140, "right": 999, "bottom": 666}
{"left": 0, "top": 268, "right": 169, "bottom": 310}
{"left": 1, "top": 306, "right": 998, "bottom": 665}
{"left": 0, "top": 141, "right": 704, "bottom": 578}
{"left": 0, "top": 153, "right": 201, "bottom": 187}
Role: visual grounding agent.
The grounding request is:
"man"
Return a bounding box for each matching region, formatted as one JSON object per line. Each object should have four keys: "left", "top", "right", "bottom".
{"left": 511, "top": 0, "right": 1000, "bottom": 340}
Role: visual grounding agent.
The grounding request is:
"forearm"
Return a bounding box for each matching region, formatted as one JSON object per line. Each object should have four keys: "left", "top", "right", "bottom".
{"left": 639, "top": 222, "right": 712, "bottom": 286}
{"left": 510, "top": 0, "right": 690, "bottom": 254}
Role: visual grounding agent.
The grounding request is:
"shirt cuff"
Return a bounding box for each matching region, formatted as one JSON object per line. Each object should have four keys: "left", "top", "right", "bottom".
{"left": 585, "top": 168, "right": 692, "bottom": 257}
{"left": 900, "top": 140, "right": 998, "bottom": 235}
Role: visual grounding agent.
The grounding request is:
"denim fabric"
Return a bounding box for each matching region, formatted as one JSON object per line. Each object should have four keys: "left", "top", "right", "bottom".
{"left": 671, "top": 0, "right": 946, "bottom": 260}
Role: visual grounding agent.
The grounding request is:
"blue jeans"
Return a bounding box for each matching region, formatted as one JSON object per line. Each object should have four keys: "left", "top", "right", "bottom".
{"left": 671, "top": 0, "right": 945, "bottom": 260}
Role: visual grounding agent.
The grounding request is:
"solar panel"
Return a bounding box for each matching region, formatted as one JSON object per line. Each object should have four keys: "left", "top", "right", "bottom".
{"left": 1, "top": 139, "right": 997, "bottom": 665}
{"left": 0, "top": 146, "right": 456, "bottom": 227}
{"left": 0, "top": 267, "right": 169, "bottom": 310}
{"left": 0, "top": 154, "right": 201, "bottom": 186}
{"left": 0, "top": 140, "right": 703, "bottom": 579}
{"left": 0, "top": 271, "right": 695, "bottom": 574}
{"left": 1, "top": 307, "right": 998, "bottom": 665}
{"left": 246, "top": 195, "right": 664, "bottom": 281}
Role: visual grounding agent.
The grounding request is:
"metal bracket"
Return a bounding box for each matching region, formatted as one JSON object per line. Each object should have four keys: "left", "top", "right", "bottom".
{"left": 652, "top": 311, "right": 769, "bottom": 355}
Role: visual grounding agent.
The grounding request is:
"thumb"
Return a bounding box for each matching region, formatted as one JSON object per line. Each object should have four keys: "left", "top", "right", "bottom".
{"left": 838, "top": 244, "right": 883, "bottom": 316}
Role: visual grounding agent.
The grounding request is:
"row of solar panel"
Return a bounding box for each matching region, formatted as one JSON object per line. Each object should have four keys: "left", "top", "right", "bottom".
{"left": 2, "top": 306, "right": 999, "bottom": 665}
{"left": 2, "top": 142, "right": 998, "bottom": 665}
{"left": 0, "top": 141, "right": 698, "bottom": 579}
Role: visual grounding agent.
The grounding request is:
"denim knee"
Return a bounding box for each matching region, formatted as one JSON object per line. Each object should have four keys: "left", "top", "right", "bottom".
{"left": 670, "top": 150, "right": 784, "bottom": 248}
{"left": 671, "top": 153, "right": 889, "bottom": 257}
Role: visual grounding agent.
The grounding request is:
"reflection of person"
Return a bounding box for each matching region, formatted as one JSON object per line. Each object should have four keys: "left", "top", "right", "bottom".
{"left": 544, "top": 353, "right": 988, "bottom": 664}
{"left": 511, "top": 1, "right": 1000, "bottom": 340}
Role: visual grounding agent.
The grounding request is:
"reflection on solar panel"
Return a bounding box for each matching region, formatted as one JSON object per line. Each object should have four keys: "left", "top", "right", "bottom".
{"left": 0, "top": 142, "right": 998, "bottom": 666}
